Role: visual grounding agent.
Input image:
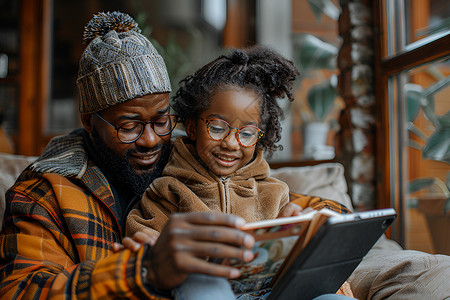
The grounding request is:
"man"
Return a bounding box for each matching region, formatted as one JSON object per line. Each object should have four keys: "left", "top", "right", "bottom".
{"left": 0, "top": 11, "right": 257, "bottom": 299}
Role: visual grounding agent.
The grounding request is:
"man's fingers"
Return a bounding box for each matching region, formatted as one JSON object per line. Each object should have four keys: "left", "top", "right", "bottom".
{"left": 172, "top": 212, "right": 245, "bottom": 229}
{"left": 177, "top": 254, "right": 242, "bottom": 279}
{"left": 174, "top": 239, "right": 254, "bottom": 263}
{"left": 166, "top": 221, "right": 255, "bottom": 250}
{"left": 148, "top": 212, "right": 256, "bottom": 290}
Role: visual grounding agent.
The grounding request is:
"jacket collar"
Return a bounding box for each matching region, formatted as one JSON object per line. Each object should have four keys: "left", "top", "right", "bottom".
{"left": 30, "top": 129, "right": 88, "bottom": 179}
{"left": 29, "top": 129, "right": 115, "bottom": 205}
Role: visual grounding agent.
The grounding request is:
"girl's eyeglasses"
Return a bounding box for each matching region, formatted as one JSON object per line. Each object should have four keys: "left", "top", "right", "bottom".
{"left": 95, "top": 113, "right": 178, "bottom": 143}
{"left": 200, "top": 118, "right": 263, "bottom": 147}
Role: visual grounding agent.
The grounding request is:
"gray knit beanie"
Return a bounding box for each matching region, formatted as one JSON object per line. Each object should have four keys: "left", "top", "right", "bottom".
{"left": 77, "top": 11, "right": 171, "bottom": 114}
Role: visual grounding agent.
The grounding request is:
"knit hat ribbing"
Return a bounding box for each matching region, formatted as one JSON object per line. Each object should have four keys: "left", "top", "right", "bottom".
{"left": 77, "top": 12, "right": 171, "bottom": 114}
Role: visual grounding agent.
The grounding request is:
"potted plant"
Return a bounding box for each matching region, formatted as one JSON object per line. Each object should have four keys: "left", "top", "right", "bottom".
{"left": 292, "top": 33, "right": 341, "bottom": 160}
{"left": 405, "top": 76, "right": 450, "bottom": 254}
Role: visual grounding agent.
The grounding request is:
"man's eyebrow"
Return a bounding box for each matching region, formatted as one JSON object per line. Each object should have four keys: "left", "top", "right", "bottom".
{"left": 157, "top": 106, "right": 170, "bottom": 114}
{"left": 117, "top": 114, "right": 140, "bottom": 121}
{"left": 116, "top": 106, "right": 171, "bottom": 121}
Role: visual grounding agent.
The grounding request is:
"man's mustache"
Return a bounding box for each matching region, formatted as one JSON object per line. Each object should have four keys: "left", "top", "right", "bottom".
{"left": 127, "top": 143, "right": 164, "bottom": 155}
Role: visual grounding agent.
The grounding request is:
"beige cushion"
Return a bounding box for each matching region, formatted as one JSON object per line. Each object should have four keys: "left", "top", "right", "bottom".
{"left": 350, "top": 236, "right": 450, "bottom": 299}
{"left": 0, "top": 153, "right": 37, "bottom": 229}
{"left": 270, "top": 163, "right": 354, "bottom": 211}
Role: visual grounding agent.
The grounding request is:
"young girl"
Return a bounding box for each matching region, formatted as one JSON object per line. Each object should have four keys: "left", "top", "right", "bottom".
{"left": 126, "top": 45, "right": 301, "bottom": 238}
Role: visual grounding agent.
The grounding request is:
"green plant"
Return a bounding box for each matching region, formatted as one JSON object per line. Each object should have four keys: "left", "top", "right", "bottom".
{"left": 306, "top": 75, "right": 339, "bottom": 123}
{"left": 293, "top": 0, "right": 341, "bottom": 125}
{"left": 292, "top": 33, "right": 340, "bottom": 125}
{"left": 307, "top": 0, "right": 341, "bottom": 22}
{"left": 405, "top": 74, "right": 450, "bottom": 213}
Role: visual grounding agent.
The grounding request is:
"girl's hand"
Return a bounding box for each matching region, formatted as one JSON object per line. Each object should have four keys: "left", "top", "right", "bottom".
{"left": 112, "top": 227, "right": 160, "bottom": 253}
{"left": 277, "top": 202, "right": 304, "bottom": 218}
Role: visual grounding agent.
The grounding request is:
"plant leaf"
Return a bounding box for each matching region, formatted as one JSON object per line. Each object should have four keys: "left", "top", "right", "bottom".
{"left": 415, "top": 16, "right": 450, "bottom": 37}
{"left": 422, "top": 76, "right": 450, "bottom": 98}
{"left": 307, "top": 0, "right": 341, "bottom": 21}
{"left": 407, "top": 122, "right": 427, "bottom": 142}
{"left": 408, "top": 178, "right": 436, "bottom": 194}
{"left": 306, "top": 80, "right": 337, "bottom": 121}
{"left": 407, "top": 197, "right": 418, "bottom": 208}
{"left": 293, "top": 34, "right": 338, "bottom": 71}
{"left": 446, "top": 172, "right": 450, "bottom": 191}
{"left": 423, "top": 127, "right": 450, "bottom": 163}
{"left": 404, "top": 83, "right": 423, "bottom": 122}
{"left": 436, "top": 111, "right": 450, "bottom": 128}
{"left": 406, "top": 139, "right": 424, "bottom": 151}
{"left": 307, "top": 0, "right": 324, "bottom": 22}
{"left": 445, "top": 197, "right": 450, "bottom": 214}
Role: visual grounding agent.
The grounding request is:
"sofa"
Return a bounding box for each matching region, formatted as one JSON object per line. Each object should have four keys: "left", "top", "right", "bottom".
{"left": 1, "top": 152, "right": 449, "bottom": 299}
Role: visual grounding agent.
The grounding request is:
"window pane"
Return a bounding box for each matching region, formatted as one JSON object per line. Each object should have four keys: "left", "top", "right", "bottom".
{"left": 383, "top": 0, "right": 450, "bottom": 58}
{"left": 389, "top": 57, "right": 450, "bottom": 254}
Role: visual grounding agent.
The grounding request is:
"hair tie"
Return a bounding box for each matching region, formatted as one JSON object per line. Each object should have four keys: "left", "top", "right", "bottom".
{"left": 230, "top": 50, "right": 249, "bottom": 65}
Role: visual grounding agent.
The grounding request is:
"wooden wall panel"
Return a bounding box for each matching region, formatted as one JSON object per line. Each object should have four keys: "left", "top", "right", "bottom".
{"left": 17, "top": 0, "right": 51, "bottom": 155}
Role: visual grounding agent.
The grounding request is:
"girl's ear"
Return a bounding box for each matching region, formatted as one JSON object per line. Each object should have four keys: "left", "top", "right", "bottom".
{"left": 185, "top": 119, "right": 197, "bottom": 141}
{"left": 80, "top": 114, "right": 93, "bottom": 133}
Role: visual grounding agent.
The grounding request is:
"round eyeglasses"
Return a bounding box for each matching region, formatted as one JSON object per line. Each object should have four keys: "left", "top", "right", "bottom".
{"left": 200, "top": 118, "right": 264, "bottom": 147}
{"left": 94, "top": 113, "right": 179, "bottom": 143}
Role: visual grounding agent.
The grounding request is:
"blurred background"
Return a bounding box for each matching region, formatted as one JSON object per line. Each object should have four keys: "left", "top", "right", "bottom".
{"left": 0, "top": 0, "right": 344, "bottom": 162}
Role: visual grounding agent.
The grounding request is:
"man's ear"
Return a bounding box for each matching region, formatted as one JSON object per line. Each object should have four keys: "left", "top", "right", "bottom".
{"left": 185, "top": 119, "right": 197, "bottom": 141}
{"left": 80, "top": 114, "right": 93, "bottom": 133}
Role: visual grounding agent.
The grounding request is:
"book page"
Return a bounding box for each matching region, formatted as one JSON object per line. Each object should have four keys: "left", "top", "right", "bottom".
{"left": 270, "top": 208, "right": 343, "bottom": 287}
{"left": 223, "top": 212, "right": 316, "bottom": 295}
{"left": 213, "top": 209, "right": 343, "bottom": 295}
{"left": 241, "top": 209, "right": 317, "bottom": 232}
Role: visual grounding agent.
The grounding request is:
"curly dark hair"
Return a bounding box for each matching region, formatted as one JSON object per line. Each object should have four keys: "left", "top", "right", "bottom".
{"left": 172, "top": 45, "right": 299, "bottom": 156}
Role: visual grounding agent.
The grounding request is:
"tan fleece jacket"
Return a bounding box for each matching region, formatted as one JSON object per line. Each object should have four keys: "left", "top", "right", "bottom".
{"left": 126, "top": 137, "right": 289, "bottom": 237}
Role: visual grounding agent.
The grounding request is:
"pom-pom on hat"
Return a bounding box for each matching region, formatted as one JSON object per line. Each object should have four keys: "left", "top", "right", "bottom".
{"left": 77, "top": 11, "right": 171, "bottom": 114}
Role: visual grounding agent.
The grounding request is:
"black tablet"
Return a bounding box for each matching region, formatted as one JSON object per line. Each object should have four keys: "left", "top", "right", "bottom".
{"left": 268, "top": 208, "right": 396, "bottom": 300}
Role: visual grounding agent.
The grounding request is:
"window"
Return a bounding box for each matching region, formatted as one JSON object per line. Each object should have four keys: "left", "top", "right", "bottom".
{"left": 376, "top": 0, "right": 450, "bottom": 254}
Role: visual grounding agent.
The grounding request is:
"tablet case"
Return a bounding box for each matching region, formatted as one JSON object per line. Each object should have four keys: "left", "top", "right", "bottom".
{"left": 268, "top": 208, "right": 396, "bottom": 300}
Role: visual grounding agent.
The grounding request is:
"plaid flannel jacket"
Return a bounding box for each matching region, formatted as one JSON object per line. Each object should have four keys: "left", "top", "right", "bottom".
{"left": 0, "top": 130, "right": 350, "bottom": 299}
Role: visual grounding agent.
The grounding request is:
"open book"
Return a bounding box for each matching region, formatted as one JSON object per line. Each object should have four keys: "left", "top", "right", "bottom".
{"left": 217, "top": 208, "right": 396, "bottom": 296}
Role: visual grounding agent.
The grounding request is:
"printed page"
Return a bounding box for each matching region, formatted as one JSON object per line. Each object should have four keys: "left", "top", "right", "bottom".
{"left": 228, "top": 219, "right": 312, "bottom": 294}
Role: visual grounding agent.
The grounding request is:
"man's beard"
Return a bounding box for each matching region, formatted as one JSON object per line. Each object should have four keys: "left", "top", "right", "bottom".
{"left": 90, "top": 128, "right": 171, "bottom": 195}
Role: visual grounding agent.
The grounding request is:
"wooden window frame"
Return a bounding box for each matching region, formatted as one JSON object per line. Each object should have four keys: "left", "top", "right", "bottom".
{"left": 373, "top": 0, "right": 450, "bottom": 209}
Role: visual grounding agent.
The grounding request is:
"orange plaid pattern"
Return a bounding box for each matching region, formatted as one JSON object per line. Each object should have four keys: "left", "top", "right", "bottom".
{"left": 289, "top": 192, "right": 352, "bottom": 214}
{"left": 0, "top": 169, "right": 169, "bottom": 299}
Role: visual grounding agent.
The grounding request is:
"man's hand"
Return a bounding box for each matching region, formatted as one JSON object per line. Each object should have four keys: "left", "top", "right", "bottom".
{"left": 143, "top": 212, "right": 255, "bottom": 290}
{"left": 277, "top": 202, "right": 304, "bottom": 218}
